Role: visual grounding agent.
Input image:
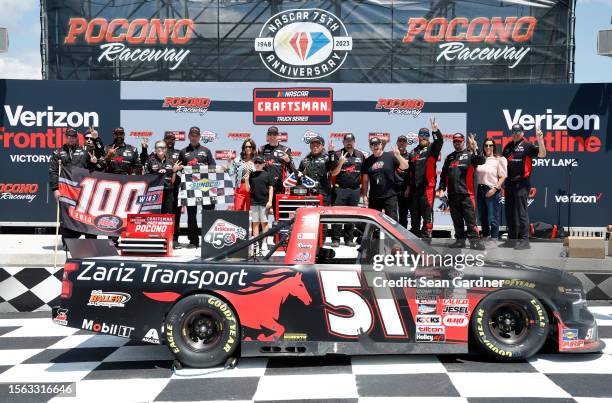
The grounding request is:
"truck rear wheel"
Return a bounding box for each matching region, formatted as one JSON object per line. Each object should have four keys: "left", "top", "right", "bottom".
{"left": 165, "top": 294, "right": 240, "bottom": 368}
{"left": 471, "top": 289, "right": 549, "bottom": 362}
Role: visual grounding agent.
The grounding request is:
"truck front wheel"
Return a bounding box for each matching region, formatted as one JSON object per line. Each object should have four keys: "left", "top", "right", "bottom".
{"left": 165, "top": 294, "right": 240, "bottom": 368}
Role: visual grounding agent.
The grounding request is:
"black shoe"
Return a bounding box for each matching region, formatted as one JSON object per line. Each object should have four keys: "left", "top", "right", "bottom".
{"left": 346, "top": 240, "right": 356, "bottom": 247}
{"left": 173, "top": 242, "right": 182, "bottom": 250}
{"left": 331, "top": 240, "right": 340, "bottom": 248}
{"left": 514, "top": 241, "right": 531, "bottom": 250}
{"left": 186, "top": 243, "right": 199, "bottom": 249}
{"left": 449, "top": 239, "right": 466, "bottom": 248}
{"left": 470, "top": 239, "right": 486, "bottom": 250}
{"left": 499, "top": 240, "right": 516, "bottom": 248}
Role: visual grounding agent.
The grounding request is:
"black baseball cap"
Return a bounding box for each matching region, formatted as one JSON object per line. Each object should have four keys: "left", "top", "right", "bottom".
{"left": 267, "top": 126, "right": 279, "bottom": 135}
{"left": 511, "top": 123, "right": 524, "bottom": 133}
{"left": 189, "top": 126, "right": 201, "bottom": 134}
{"left": 66, "top": 128, "right": 77, "bottom": 136}
{"left": 253, "top": 156, "right": 264, "bottom": 163}
{"left": 452, "top": 133, "right": 465, "bottom": 142}
{"left": 113, "top": 127, "right": 125, "bottom": 134}
{"left": 310, "top": 135, "right": 324, "bottom": 145}
{"left": 418, "top": 128, "right": 430, "bottom": 137}
{"left": 369, "top": 137, "right": 382, "bottom": 146}
{"left": 164, "top": 132, "right": 176, "bottom": 139}
{"left": 397, "top": 135, "right": 408, "bottom": 142}
{"left": 343, "top": 133, "right": 355, "bottom": 141}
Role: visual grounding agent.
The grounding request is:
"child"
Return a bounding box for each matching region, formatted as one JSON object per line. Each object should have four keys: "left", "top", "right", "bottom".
{"left": 245, "top": 156, "right": 273, "bottom": 254}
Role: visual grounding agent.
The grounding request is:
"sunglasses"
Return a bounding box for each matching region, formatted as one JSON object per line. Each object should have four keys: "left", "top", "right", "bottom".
{"left": 244, "top": 145, "right": 255, "bottom": 149}
{"left": 512, "top": 130, "right": 522, "bottom": 134}
{"left": 255, "top": 161, "right": 264, "bottom": 164}
{"left": 156, "top": 146, "right": 167, "bottom": 150}
{"left": 484, "top": 144, "right": 494, "bottom": 148}
{"left": 85, "top": 136, "right": 93, "bottom": 140}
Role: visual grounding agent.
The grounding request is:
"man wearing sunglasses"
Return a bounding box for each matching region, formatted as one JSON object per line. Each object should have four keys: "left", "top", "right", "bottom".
{"left": 406, "top": 118, "right": 444, "bottom": 243}
{"left": 258, "top": 126, "right": 296, "bottom": 211}
{"left": 49, "top": 128, "right": 97, "bottom": 246}
{"left": 84, "top": 128, "right": 105, "bottom": 171}
{"left": 437, "top": 133, "right": 486, "bottom": 250}
{"left": 145, "top": 140, "right": 183, "bottom": 218}
{"left": 501, "top": 123, "right": 546, "bottom": 250}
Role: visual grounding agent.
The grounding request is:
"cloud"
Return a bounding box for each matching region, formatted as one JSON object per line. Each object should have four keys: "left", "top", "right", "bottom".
{"left": 0, "top": 50, "right": 41, "bottom": 79}
{"left": 0, "top": 0, "right": 38, "bottom": 29}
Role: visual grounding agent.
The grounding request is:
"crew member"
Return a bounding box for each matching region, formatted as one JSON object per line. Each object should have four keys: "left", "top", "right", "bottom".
{"left": 501, "top": 123, "right": 546, "bottom": 250}
{"left": 298, "top": 136, "right": 336, "bottom": 205}
{"left": 331, "top": 133, "right": 365, "bottom": 247}
{"left": 179, "top": 126, "right": 216, "bottom": 249}
{"left": 407, "top": 118, "right": 444, "bottom": 243}
{"left": 84, "top": 128, "right": 105, "bottom": 171}
{"left": 104, "top": 127, "right": 142, "bottom": 175}
{"left": 437, "top": 133, "right": 486, "bottom": 250}
{"left": 395, "top": 135, "right": 411, "bottom": 228}
{"left": 145, "top": 140, "right": 183, "bottom": 216}
{"left": 49, "top": 128, "right": 96, "bottom": 246}
{"left": 259, "top": 126, "right": 296, "bottom": 212}
{"left": 361, "top": 137, "right": 408, "bottom": 222}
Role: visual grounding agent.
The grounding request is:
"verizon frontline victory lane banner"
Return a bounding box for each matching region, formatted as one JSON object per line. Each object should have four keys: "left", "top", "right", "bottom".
{"left": 0, "top": 80, "right": 609, "bottom": 228}
{"left": 45, "top": 0, "right": 572, "bottom": 83}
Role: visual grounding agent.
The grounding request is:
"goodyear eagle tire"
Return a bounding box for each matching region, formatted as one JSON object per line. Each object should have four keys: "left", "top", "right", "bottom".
{"left": 471, "top": 289, "right": 549, "bottom": 362}
{"left": 165, "top": 294, "right": 240, "bottom": 368}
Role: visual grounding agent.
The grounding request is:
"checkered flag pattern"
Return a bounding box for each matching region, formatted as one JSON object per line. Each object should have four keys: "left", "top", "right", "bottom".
{"left": 178, "top": 165, "right": 235, "bottom": 207}
{"left": 0, "top": 267, "right": 62, "bottom": 313}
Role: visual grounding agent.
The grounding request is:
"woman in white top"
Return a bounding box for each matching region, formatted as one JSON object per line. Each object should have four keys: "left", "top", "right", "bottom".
{"left": 226, "top": 139, "right": 256, "bottom": 211}
{"left": 476, "top": 138, "right": 507, "bottom": 239}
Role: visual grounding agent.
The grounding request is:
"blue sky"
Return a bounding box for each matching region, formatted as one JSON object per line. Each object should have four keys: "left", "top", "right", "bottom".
{"left": 0, "top": 0, "right": 610, "bottom": 82}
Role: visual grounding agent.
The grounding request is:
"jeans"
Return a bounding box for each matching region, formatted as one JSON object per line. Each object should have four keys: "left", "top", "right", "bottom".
{"left": 477, "top": 185, "right": 501, "bottom": 239}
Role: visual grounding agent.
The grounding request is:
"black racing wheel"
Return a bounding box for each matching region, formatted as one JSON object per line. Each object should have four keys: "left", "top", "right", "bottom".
{"left": 165, "top": 294, "right": 240, "bottom": 368}
{"left": 471, "top": 289, "right": 549, "bottom": 361}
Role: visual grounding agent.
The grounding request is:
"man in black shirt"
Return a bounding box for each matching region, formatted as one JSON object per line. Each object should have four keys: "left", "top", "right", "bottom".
{"left": 395, "top": 135, "right": 411, "bottom": 228}
{"left": 245, "top": 156, "right": 273, "bottom": 254}
{"left": 298, "top": 135, "right": 336, "bottom": 205}
{"left": 331, "top": 133, "right": 366, "bottom": 247}
{"left": 145, "top": 140, "right": 182, "bottom": 215}
{"left": 179, "top": 126, "right": 217, "bottom": 248}
{"left": 437, "top": 133, "right": 486, "bottom": 250}
{"left": 259, "top": 126, "right": 296, "bottom": 212}
{"left": 500, "top": 123, "right": 546, "bottom": 250}
{"left": 103, "top": 127, "right": 142, "bottom": 175}
{"left": 84, "top": 128, "right": 105, "bottom": 172}
{"left": 361, "top": 137, "right": 408, "bottom": 222}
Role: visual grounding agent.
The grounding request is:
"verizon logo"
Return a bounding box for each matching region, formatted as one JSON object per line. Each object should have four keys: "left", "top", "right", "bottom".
{"left": 4, "top": 105, "right": 99, "bottom": 127}
{"left": 555, "top": 193, "right": 603, "bottom": 204}
{"left": 503, "top": 109, "right": 600, "bottom": 131}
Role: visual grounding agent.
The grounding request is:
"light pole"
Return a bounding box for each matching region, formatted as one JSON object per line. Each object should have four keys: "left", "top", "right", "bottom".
{"left": 0, "top": 27, "right": 8, "bottom": 53}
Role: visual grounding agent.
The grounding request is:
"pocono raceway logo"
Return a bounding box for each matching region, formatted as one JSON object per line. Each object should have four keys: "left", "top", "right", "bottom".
{"left": 0, "top": 183, "right": 38, "bottom": 203}
{"left": 163, "top": 97, "right": 211, "bottom": 116}
{"left": 64, "top": 18, "right": 193, "bottom": 70}
{"left": 204, "top": 219, "right": 247, "bottom": 249}
{"left": 488, "top": 109, "right": 603, "bottom": 167}
{"left": 255, "top": 9, "right": 352, "bottom": 79}
{"left": 1, "top": 105, "right": 99, "bottom": 162}
{"left": 375, "top": 99, "right": 424, "bottom": 117}
{"left": 403, "top": 16, "right": 540, "bottom": 69}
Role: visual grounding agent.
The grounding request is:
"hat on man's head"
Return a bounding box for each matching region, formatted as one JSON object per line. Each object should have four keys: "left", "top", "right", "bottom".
{"left": 511, "top": 123, "right": 524, "bottom": 132}
{"left": 418, "top": 128, "right": 430, "bottom": 137}
{"left": 267, "top": 126, "right": 279, "bottom": 135}
{"left": 66, "top": 128, "right": 77, "bottom": 136}
{"left": 397, "top": 135, "right": 408, "bottom": 142}
{"left": 310, "top": 136, "right": 324, "bottom": 145}
{"left": 189, "top": 126, "right": 201, "bottom": 134}
{"left": 343, "top": 133, "right": 355, "bottom": 141}
{"left": 452, "top": 133, "right": 465, "bottom": 142}
{"left": 113, "top": 127, "right": 125, "bottom": 134}
{"left": 369, "top": 137, "right": 382, "bottom": 146}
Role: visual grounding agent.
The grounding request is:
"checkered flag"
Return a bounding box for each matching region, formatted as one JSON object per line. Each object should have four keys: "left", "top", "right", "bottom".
{"left": 178, "top": 165, "right": 235, "bottom": 207}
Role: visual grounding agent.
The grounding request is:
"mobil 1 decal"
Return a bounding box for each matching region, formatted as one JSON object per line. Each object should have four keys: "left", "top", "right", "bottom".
{"left": 254, "top": 8, "right": 352, "bottom": 80}
{"left": 467, "top": 83, "right": 610, "bottom": 227}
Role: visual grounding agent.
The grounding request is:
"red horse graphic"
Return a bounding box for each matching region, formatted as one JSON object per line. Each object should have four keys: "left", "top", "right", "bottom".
{"left": 218, "top": 268, "right": 312, "bottom": 341}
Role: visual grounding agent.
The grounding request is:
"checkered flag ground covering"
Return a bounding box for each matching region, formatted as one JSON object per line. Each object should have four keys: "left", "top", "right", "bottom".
{"left": 178, "top": 165, "right": 234, "bottom": 207}
{"left": 0, "top": 267, "right": 62, "bottom": 313}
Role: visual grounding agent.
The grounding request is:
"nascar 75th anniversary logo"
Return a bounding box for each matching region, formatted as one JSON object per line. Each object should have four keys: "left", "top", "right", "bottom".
{"left": 255, "top": 8, "right": 352, "bottom": 80}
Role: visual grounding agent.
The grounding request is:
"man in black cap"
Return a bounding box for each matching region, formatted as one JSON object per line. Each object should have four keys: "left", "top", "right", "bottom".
{"left": 500, "top": 123, "right": 546, "bottom": 249}
{"left": 83, "top": 128, "right": 105, "bottom": 172}
{"left": 49, "top": 128, "right": 97, "bottom": 246}
{"left": 331, "top": 133, "right": 366, "bottom": 247}
{"left": 258, "top": 126, "right": 296, "bottom": 212}
{"left": 361, "top": 137, "right": 408, "bottom": 222}
{"left": 179, "top": 126, "right": 217, "bottom": 248}
{"left": 437, "top": 133, "right": 486, "bottom": 250}
{"left": 395, "top": 135, "right": 411, "bottom": 228}
{"left": 103, "top": 127, "right": 142, "bottom": 175}
{"left": 406, "top": 118, "right": 444, "bottom": 243}
{"left": 298, "top": 135, "right": 335, "bottom": 203}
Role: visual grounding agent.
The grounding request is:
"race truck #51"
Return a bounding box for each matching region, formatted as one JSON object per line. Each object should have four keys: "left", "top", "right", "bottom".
{"left": 52, "top": 207, "right": 603, "bottom": 368}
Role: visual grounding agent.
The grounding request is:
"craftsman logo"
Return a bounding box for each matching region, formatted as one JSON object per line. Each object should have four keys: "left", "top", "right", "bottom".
{"left": 204, "top": 219, "right": 247, "bottom": 249}
{"left": 64, "top": 18, "right": 193, "bottom": 70}
{"left": 87, "top": 290, "right": 131, "bottom": 308}
{"left": 0, "top": 183, "right": 38, "bottom": 203}
{"left": 375, "top": 99, "right": 424, "bottom": 117}
{"left": 82, "top": 319, "right": 134, "bottom": 338}
{"left": 555, "top": 193, "right": 603, "bottom": 204}
{"left": 253, "top": 88, "right": 333, "bottom": 125}
{"left": 142, "top": 328, "right": 161, "bottom": 344}
{"left": 163, "top": 97, "right": 210, "bottom": 115}
{"left": 53, "top": 309, "right": 68, "bottom": 326}
{"left": 255, "top": 8, "right": 352, "bottom": 79}
{"left": 403, "top": 17, "right": 539, "bottom": 69}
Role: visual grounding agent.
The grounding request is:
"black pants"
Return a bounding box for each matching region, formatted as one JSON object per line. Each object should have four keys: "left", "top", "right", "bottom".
{"left": 398, "top": 193, "right": 410, "bottom": 228}
{"left": 61, "top": 226, "right": 96, "bottom": 250}
{"left": 332, "top": 187, "right": 360, "bottom": 242}
{"left": 505, "top": 179, "right": 530, "bottom": 240}
{"left": 448, "top": 193, "right": 480, "bottom": 239}
{"left": 369, "top": 195, "right": 398, "bottom": 222}
{"left": 187, "top": 204, "right": 215, "bottom": 245}
{"left": 161, "top": 188, "right": 174, "bottom": 215}
{"left": 172, "top": 186, "right": 181, "bottom": 242}
{"left": 409, "top": 188, "right": 434, "bottom": 238}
